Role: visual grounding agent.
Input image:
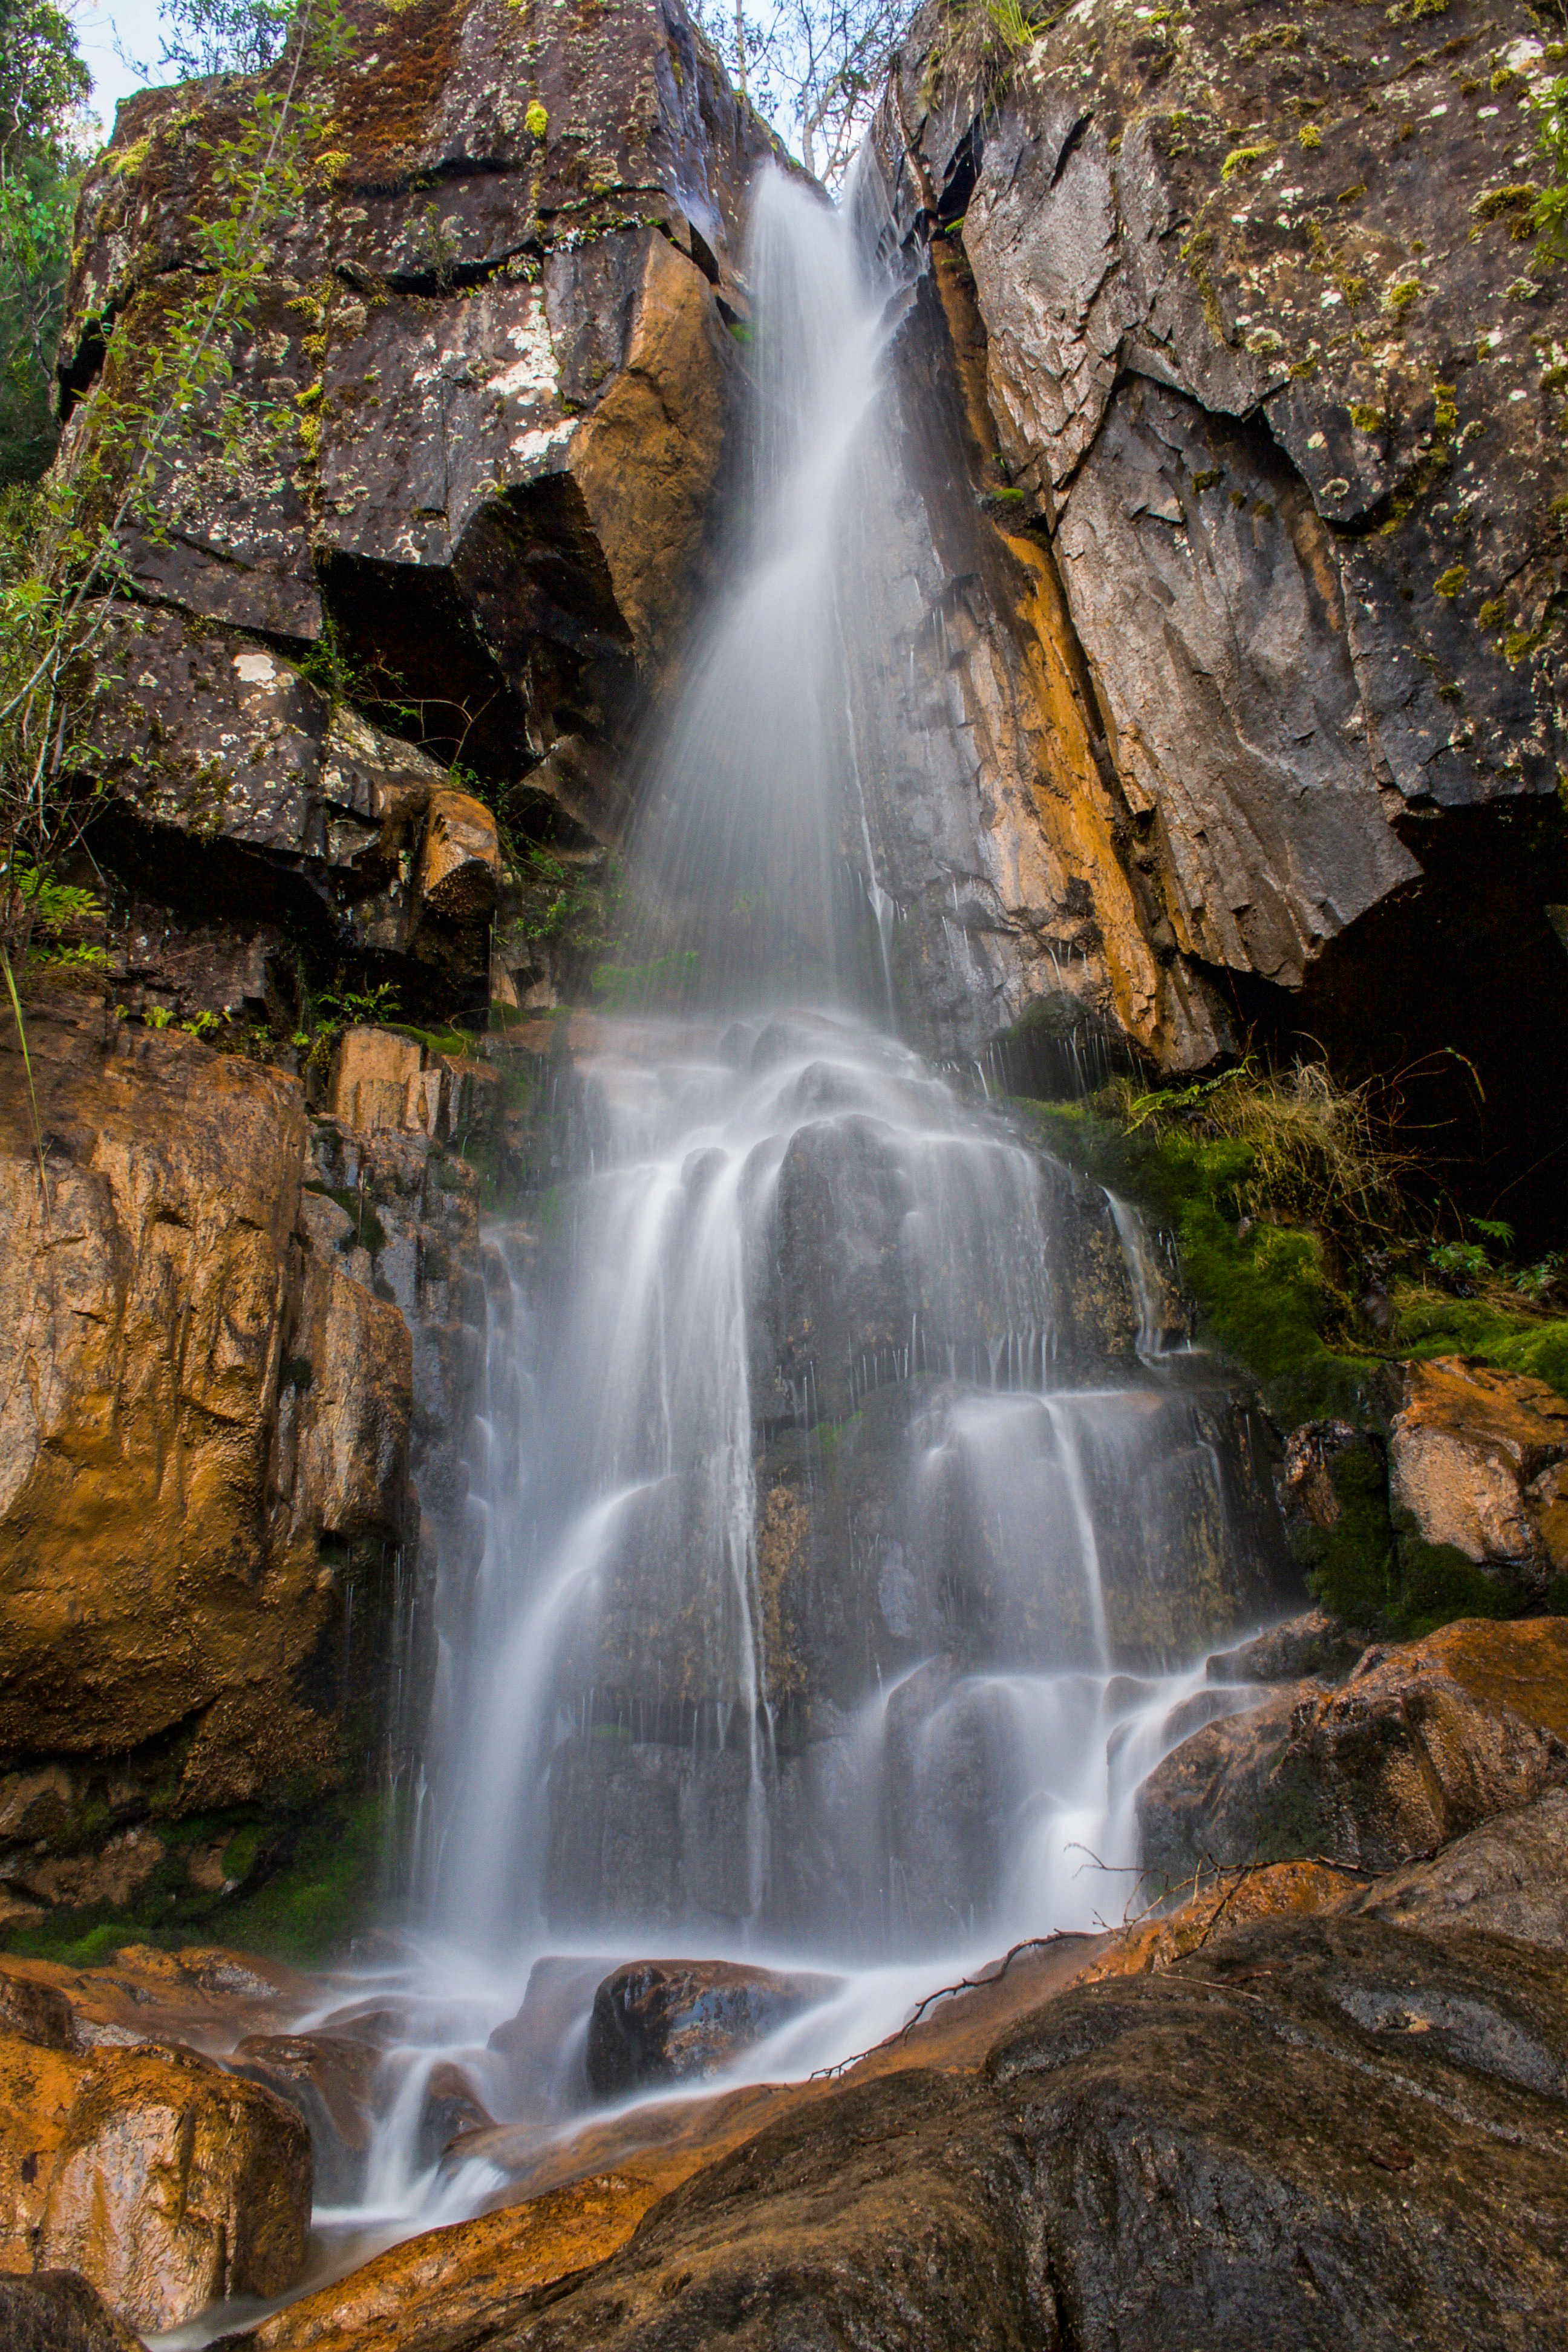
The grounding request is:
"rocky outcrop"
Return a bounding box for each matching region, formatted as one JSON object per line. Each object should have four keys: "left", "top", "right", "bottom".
{"left": 0, "top": 991, "right": 487, "bottom": 1937}
{"left": 243, "top": 1911, "right": 1568, "bottom": 2352}
{"left": 873, "top": 0, "right": 1568, "bottom": 1191}
{"left": 1390, "top": 1356, "right": 1568, "bottom": 1592}
{"left": 54, "top": 0, "right": 777, "bottom": 1030}
{"left": 0, "top": 2032, "right": 309, "bottom": 2331}
{"left": 1206, "top": 1604, "right": 1364, "bottom": 1685}
{"left": 1139, "top": 1614, "right": 1568, "bottom": 1880}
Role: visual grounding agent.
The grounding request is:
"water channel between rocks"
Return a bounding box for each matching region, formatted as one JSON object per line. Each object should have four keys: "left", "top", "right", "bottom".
{"left": 155, "top": 162, "right": 1298, "bottom": 2346}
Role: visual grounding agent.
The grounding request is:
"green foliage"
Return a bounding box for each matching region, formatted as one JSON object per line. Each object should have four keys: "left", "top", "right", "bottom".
{"left": 1531, "top": 75, "right": 1568, "bottom": 258}
{"left": 0, "top": 1793, "right": 396, "bottom": 1968}
{"left": 0, "top": 0, "right": 90, "bottom": 482}
{"left": 0, "top": 0, "right": 356, "bottom": 970}
{"left": 316, "top": 979, "right": 400, "bottom": 1027}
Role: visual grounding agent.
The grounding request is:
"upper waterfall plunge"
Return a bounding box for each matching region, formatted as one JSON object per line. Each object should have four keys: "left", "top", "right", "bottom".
{"left": 624, "top": 168, "right": 906, "bottom": 1013}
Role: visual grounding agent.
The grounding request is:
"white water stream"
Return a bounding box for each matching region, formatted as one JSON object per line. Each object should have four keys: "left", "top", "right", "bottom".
{"left": 160, "top": 166, "right": 1290, "bottom": 2343}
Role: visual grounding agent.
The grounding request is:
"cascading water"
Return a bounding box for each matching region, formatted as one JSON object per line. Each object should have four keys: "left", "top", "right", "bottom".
{"left": 158, "top": 167, "right": 1295, "bottom": 2341}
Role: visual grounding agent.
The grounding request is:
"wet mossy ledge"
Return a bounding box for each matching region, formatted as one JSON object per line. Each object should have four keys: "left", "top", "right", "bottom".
{"left": 1, "top": 1792, "right": 397, "bottom": 1971}
{"left": 1021, "top": 1074, "right": 1568, "bottom": 1643}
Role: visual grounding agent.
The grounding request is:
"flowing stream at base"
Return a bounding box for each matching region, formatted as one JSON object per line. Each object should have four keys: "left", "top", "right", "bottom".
{"left": 157, "top": 166, "right": 1293, "bottom": 2344}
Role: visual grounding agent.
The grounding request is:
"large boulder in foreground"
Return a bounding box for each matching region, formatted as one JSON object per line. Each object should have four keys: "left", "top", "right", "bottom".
{"left": 1138, "top": 1615, "right": 1568, "bottom": 1881}
{"left": 0, "top": 2034, "right": 309, "bottom": 2331}
{"left": 261, "top": 1913, "right": 1567, "bottom": 2352}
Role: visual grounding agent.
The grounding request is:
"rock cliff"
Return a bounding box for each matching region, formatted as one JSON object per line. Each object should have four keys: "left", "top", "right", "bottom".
{"left": 871, "top": 0, "right": 1568, "bottom": 1197}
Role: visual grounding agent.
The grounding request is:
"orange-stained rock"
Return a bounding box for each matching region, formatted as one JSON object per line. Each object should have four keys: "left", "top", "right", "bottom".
{"left": 0, "top": 1944, "right": 306, "bottom": 2062}
{"left": 0, "top": 2031, "right": 310, "bottom": 2331}
{"left": 571, "top": 233, "right": 731, "bottom": 676}
{"left": 415, "top": 791, "right": 501, "bottom": 926}
{"left": 1140, "top": 1616, "right": 1568, "bottom": 1881}
{"left": 327, "top": 1026, "right": 428, "bottom": 1134}
{"left": 1390, "top": 1357, "right": 1568, "bottom": 1573}
{"left": 1080, "top": 1860, "right": 1365, "bottom": 1983}
{"left": 0, "top": 992, "right": 413, "bottom": 1824}
{"left": 221, "top": 2170, "right": 661, "bottom": 2352}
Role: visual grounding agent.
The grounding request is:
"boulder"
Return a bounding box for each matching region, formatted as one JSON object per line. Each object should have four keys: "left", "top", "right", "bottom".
{"left": 1140, "top": 1616, "right": 1568, "bottom": 1880}
{"left": 230, "top": 2033, "right": 381, "bottom": 2206}
{"left": 1390, "top": 1356, "right": 1568, "bottom": 1587}
{"left": 584, "top": 1961, "right": 841, "bottom": 2099}
{"left": 0, "top": 2034, "right": 310, "bottom": 2331}
{"left": 416, "top": 2065, "right": 494, "bottom": 2172}
{"left": 316, "top": 1915, "right": 1568, "bottom": 2352}
{"left": 0, "top": 2273, "right": 144, "bottom": 2352}
{"left": 486, "top": 1956, "right": 615, "bottom": 2115}
{"left": 1207, "top": 1607, "right": 1363, "bottom": 1686}
{"left": 1347, "top": 1788, "right": 1568, "bottom": 1952}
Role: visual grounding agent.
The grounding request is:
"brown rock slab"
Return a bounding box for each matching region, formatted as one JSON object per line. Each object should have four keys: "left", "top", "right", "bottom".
{"left": 1347, "top": 1788, "right": 1568, "bottom": 1952}
{"left": 211, "top": 2170, "right": 662, "bottom": 2352}
{"left": 1390, "top": 1356, "right": 1568, "bottom": 1573}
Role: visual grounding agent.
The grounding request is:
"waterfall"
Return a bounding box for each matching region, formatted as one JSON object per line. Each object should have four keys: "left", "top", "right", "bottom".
{"left": 258, "top": 166, "right": 1290, "bottom": 2270}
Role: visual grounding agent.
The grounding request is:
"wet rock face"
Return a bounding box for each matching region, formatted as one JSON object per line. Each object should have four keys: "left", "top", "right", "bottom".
{"left": 584, "top": 1961, "right": 840, "bottom": 2099}
{"left": 872, "top": 0, "right": 1568, "bottom": 1168}
{"left": 0, "top": 2033, "right": 310, "bottom": 2331}
{"left": 58, "top": 0, "right": 774, "bottom": 1019}
{"left": 1139, "top": 1614, "right": 1568, "bottom": 1880}
{"left": 331, "top": 1914, "right": 1567, "bottom": 2352}
{"left": 0, "top": 996, "right": 485, "bottom": 1932}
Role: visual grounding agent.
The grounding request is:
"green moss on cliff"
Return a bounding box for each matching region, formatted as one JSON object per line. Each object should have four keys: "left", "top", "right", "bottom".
{"left": 0, "top": 1793, "right": 395, "bottom": 1969}
{"left": 1024, "top": 1097, "right": 1380, "bottom": 1422}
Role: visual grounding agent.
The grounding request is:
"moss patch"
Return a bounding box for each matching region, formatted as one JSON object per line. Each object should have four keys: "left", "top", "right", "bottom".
{"left": 0, "top": 1795, "right": 396, "bottom": 1970}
